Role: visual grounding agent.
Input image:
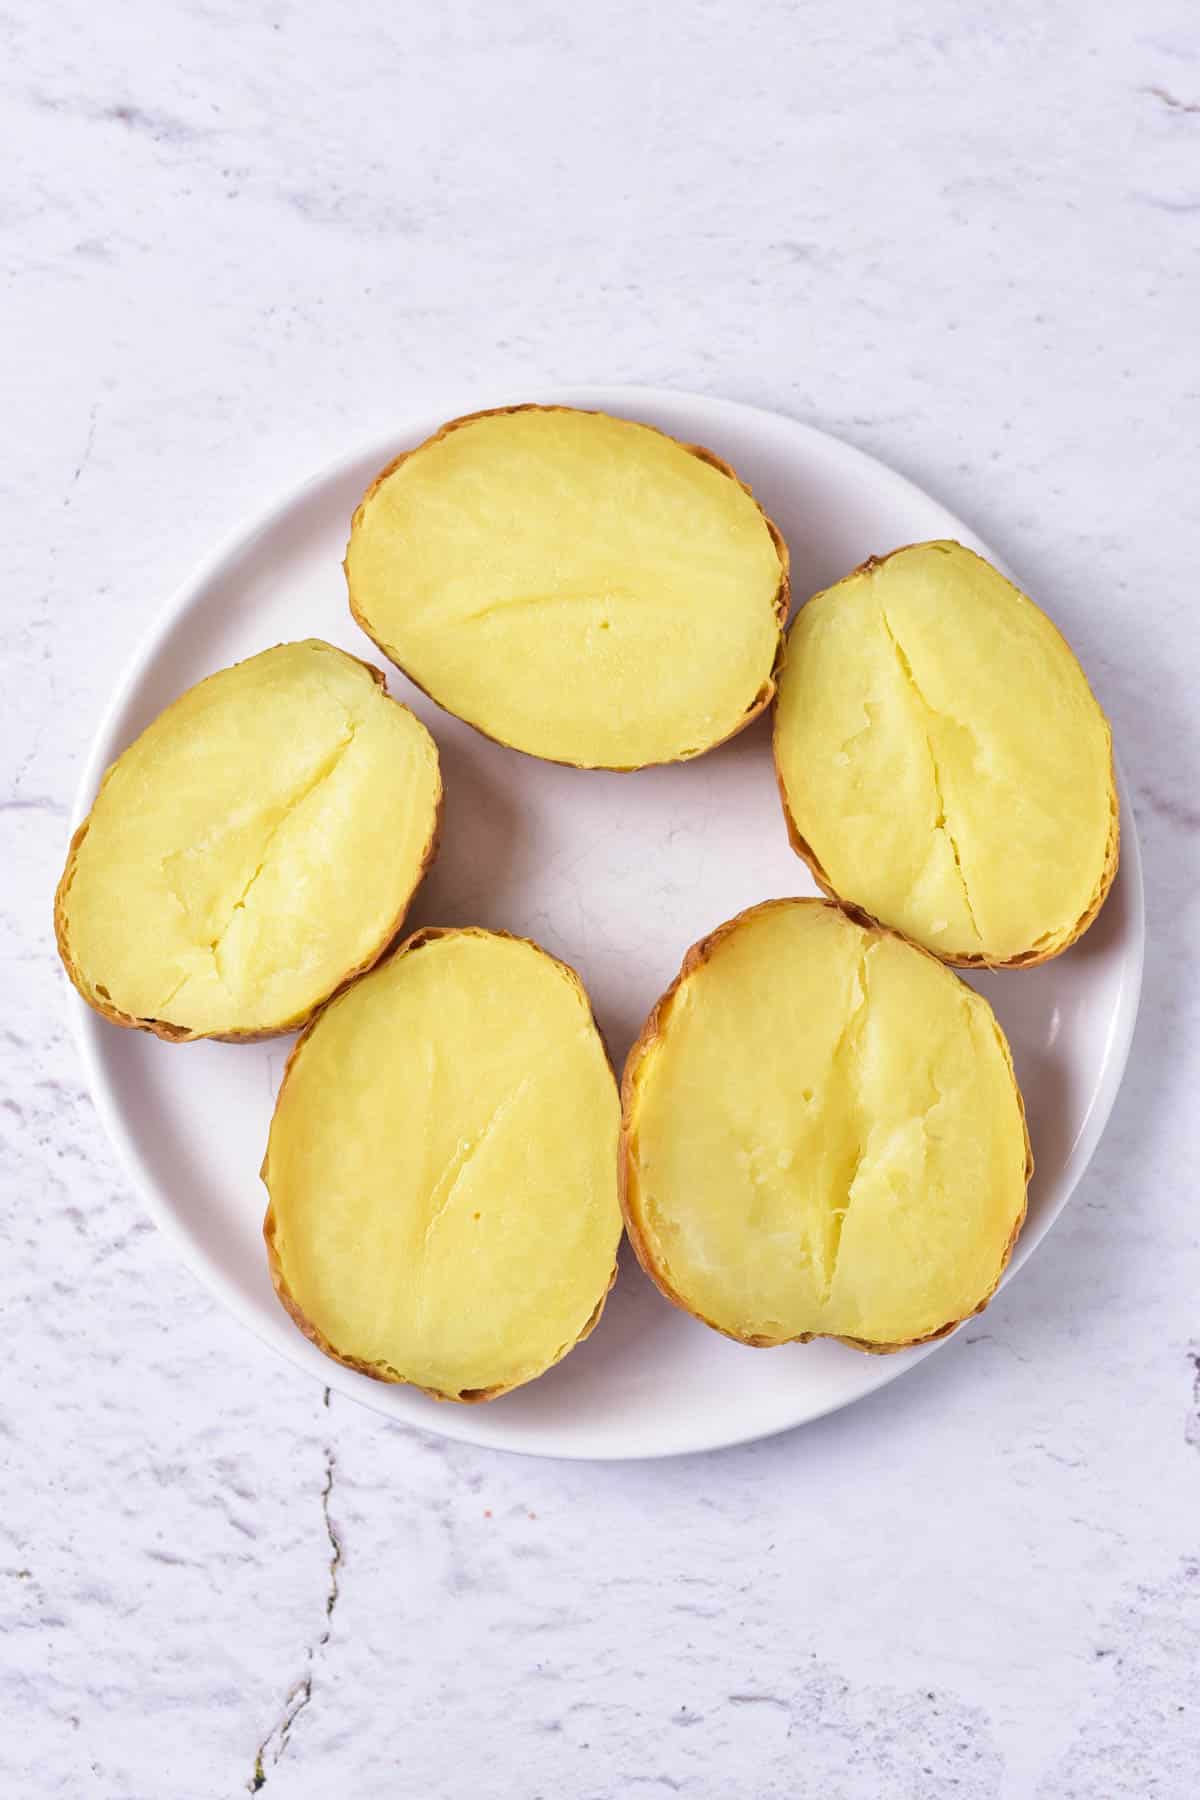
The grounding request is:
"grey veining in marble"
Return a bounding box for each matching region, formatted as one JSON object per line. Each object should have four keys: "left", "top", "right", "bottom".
{"left": 3, "top": 1, "right": 1199, "bottom": 1795}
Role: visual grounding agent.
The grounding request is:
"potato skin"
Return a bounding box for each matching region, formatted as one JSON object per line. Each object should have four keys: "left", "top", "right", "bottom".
{"left": 619, "top": 896, "right": 1034, "bottom": 1356}
{"left": 54, "top": 649, "right": 443, "bottom": 1044}
{"left": 345, "top": 403, "right": 792, "bottom": 772}
{"left": 262, "top": 924, "right": 620, "bottom": 1403}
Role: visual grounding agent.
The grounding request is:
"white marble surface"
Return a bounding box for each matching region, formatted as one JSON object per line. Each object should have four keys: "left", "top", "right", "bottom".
{"left": 3, "top": 1, "right": 1198, "bottom": 1793}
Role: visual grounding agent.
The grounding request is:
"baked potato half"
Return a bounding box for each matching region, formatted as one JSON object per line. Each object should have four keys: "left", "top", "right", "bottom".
{"left": 55, "top": 639, "right": 442, "bottom": 1041}
{"left": 262, "top": 927, "right": 622, "bottom": 1402}
{"left": 621, "top": 898, "right": 1031, "bottom": 1354}
{"left": 345, "top": 404, "right": 789, "bottom": 770}
{"left": 773, "top": 541, "right": 1118, "bottom": 967}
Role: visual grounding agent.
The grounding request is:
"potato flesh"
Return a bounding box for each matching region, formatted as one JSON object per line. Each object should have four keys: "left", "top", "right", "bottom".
{"left": 624, "top": 903, "right": 1028, "bottom": 1347}
{"left": 346, "top": 409, "right": 784, "bottom": 767}
{"left": 775, "top": 542, "right": 1114, "bottom": 962}
{"left": 60, "top": 642, "right": 440, "bottom": 1036}
{"left": 264, "top": 931, "right": 622, "bottom": 1398}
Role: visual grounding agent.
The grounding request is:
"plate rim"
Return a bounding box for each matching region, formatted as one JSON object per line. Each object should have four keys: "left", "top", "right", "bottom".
{"left": 62, "top": 384, "right": 1146, "bottom": 1460}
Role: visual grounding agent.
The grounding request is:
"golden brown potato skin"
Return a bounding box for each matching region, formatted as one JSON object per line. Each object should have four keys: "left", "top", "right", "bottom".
{"left": 345, "top": 403, "right": 791, "bottom": 772}
{"left": 262, "top": 925, "right": 620, "bottom": 1404}
{"left": 53, "top": 651, "right": 443, "bottom": 1044}
{"left": 772, "top": 548, "right": 1120, "bottom": 970}
{"left": 619, "top": 896, "right": 1033, "bottom": 1355}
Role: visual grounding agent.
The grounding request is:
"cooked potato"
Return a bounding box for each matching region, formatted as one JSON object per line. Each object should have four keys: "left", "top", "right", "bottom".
{"left": 262, "top": 927, "right": 622, "bottom": 1401}
{"left": 773, "top": 541, "right": 1118, "bottom": 966}
{"left": 621, "top": 899, "right": 1031, "bottom": 1353}
{"left": 345, "top": 405, "right": 789, "bottom": 769}
{"left": 55, "top": 640, "right": 441, "bottom": 1041}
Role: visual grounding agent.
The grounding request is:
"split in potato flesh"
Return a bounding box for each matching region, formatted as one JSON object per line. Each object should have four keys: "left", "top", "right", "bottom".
{"left": 622, "top": 900, "right": 1030, "bottom": 1351}
{"left": 55, "top": 640, "right": 441, "bottom": 1039}
{"left": 774, "top": 541, "right": 1117, "bottom": 965}
{"left": 263, "top": 928, "right": 622, "bottom": 1401}
{"left": 346, "top": 406, "right": 788, "bottom": 769}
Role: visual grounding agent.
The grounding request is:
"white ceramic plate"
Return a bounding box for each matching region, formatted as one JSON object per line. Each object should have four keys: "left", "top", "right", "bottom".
{"left": 67, "top": 386, "right": 1144, "bottom": 1460}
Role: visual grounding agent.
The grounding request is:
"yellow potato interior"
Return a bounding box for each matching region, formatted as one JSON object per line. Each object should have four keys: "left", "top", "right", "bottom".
{"left": 774, "top": 542, "right": 1116, "bottom": 963}
{"left": 623, "top": 901, "right": 1029, "bottom": 1348}
{"left": 263, "top": 930, "right": 622, "bottom": 1399}
{"left": 58, "top": 641, "right": 441, "bottom": 1037}
{"left": 346, "top": 407, "right": 786, "bottom": 767}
